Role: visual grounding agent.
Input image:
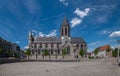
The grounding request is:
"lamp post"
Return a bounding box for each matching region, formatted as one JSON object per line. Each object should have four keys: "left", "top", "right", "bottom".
{"left": 117, "top": 40, "right": 120, "bottom": 63}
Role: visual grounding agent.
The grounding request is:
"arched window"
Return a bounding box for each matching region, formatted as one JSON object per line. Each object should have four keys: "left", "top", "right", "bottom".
{"left": 45, "top": 43, "right": 48, "bottom": 48}
{"left": 38, "top": 50, "right": 41, "bottom": 54}
{"left": 65, "top": 28, "right": 67, "bottom": 35}
{"left": 39, "top": 43, "right": 42, "bottom": 48}
{"left": 62, "top": 29, "right": 63, "bottom": 35}
{"left": 51, "top": 43, "right": 53, "bottom": 48}
{"left": 67, "top": 46, "right": 70, "bottom": 54}
{"left": 32, "top": 50, "right": 34, "bottom": 54}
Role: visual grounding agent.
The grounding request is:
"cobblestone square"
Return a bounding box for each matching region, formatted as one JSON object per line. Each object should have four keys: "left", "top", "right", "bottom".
{"left": 0, "top": 58, "right": 119, "bottom": 76}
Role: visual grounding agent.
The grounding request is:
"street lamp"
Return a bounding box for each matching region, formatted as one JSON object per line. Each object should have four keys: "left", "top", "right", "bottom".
{"left": 117, "top": 40, "right": 120, "bottom": 63}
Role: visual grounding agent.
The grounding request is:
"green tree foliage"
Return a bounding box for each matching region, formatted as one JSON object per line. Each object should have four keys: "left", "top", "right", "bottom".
{"left": 26, "top": 49, "right": 31, "bottom": 59}
{"left": 106, "top": 47, "right": 111, "bottom": 52}
{"left": 112, "top": 48, "right": 120, "bottom": 57}
{"left": 94, "top": 48, "right": 98, "bottom": 56}
{"left": 43, "top": 49, "right": 49, "bottom": 56}
{"left": 62, "top": 48, "right": 67, "bottom": 58}
{"left": 79, "top": 49, "right": 84, "bottom": 57}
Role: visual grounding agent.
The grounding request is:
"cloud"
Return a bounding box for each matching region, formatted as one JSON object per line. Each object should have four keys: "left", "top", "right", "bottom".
{"left": 16, "top": 41, "right": 20, "bottom": 44}
{"left": 70, "top": 8, "right": 91, "bottom": 28}
{"left": 59, "top": 0, "right": 68, "bottom": 6}
{"left": 88, "top": 41, "right": 101, "bottom": 46}
{"left": 109, "top": 31, "right": 120, "bottom": 37}
{"left": 45, "top": 30, "right": 57, "bottom": 37}
{"left": 23, "top": 0, "right": 40, "bottom": 14}
{"left": 24, "top": 45, "right": 29, "bottom": 49}
{"left": 38, "top": 32, "right": 44, "bottom": 37}
{"left": 74, "top": 8, "right": 90, "bottom": 18}
{"left": 33, "top": 29, "right": 57, "bottom": 37}
{"left": 99, "top": 30, "right": 111, "bottom": 35}
{"left": 32, "top": 29, "right": 38, "bottom": 33}
{"left": 70, "top": 18, "right": 82, "bottom": 27}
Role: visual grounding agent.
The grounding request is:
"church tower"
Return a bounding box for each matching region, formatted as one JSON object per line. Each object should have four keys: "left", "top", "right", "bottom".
{"left": 28, "top": 31, "right": 34, "bottom": 49}
{"left": 60, "top": 17, "right": 71, "bottom": 46}
{"left": 60, "top": 16, "right": 70, "bottom": 37}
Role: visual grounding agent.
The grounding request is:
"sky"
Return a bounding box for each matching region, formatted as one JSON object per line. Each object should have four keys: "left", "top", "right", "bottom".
{"left": 0, "top": 0, "right": 120, "bottom": 52}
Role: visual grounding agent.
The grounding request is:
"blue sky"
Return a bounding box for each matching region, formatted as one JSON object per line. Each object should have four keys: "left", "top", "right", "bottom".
{"left": 0, "top": 0, "right": 120, "bottom": 52}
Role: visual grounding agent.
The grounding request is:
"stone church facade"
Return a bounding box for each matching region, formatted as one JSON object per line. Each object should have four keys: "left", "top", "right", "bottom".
{"left": 28, "top": 17, "right": 87, "bottom": 59}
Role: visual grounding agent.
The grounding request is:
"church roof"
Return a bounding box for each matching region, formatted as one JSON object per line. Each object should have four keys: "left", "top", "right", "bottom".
{"left": 33, "top": 36, "right": 86, "bottom": 44}
{"left": 34, "top": 37, "right": 61, "bottom": 43}
{"left": 71, "top": 37, "right": 86, "bottom": 44}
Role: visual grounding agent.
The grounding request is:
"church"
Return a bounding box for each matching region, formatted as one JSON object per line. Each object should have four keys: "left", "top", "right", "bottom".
{"left": 28, "top": 17, "right": 87, "bottom": 59}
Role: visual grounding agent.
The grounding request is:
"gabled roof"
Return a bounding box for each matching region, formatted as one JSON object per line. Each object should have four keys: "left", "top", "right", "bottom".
{"left": 98, "top": 44, "right": 111, "bottom": 51}
{"left": 34, "top": 37, "right": 61, "bottom": 43}
{"left": 33, "top": 36, "right": 86, "bottom": 44}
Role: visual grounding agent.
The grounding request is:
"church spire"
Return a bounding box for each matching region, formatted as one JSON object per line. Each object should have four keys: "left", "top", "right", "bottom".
{"left": 62, "top": 16, "right": 69, "bottom": 27}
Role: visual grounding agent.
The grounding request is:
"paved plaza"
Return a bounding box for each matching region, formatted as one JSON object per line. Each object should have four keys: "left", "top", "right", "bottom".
{"left": 0, "top": 58, "right": 119, "bottom": 76}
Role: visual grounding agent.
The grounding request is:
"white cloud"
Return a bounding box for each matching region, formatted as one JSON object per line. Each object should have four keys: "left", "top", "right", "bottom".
{"left": 32, "top": 29, "right": 38, "bottom": 33}
{"left": 38, "top": 32, "right": 44, "bottom": 37}
{"left": 45, "top": 30, "right": 57, "bottom": 37}
{"left": 109, "top": 31, "right": 120, "bottom": 37}
{"left": 24, "top": 46, "right": 29, "bottom": 49}
{"left": 70, "top": 18, "right": 82, "bottom": 27}
{"left": 100, "top": 30, "right": 111, "bottom": 34}
{"left": 23, "top": 0, "right": 40, "bottom": 14}
{"left": 59, "top": 0, "right": 68, "bottom": 6}
{"left": 70, "top": 8, "right": 91, "bottom": 28}
{"left": 38, "top": 30, "right": 57, "bottom": 37}
{"left": 74, "top": 8, "right": 90, "bottom": 18}
{"left": 16, "top": 41, "right": 20, "bottom": 44}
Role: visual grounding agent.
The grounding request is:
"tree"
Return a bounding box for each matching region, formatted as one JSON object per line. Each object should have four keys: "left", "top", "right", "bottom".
{"left": 43, "top": 49, "right": 49, "bottom": 56}
{"left": 106, "top": 47, "right": 112, "bottom": 58}
{"left": 106, "top": 47, "right": 111, "bottom": 52}
{"left": 62, "top": 48, "right": 67, "bottom": 59}
{"left": 26, "top": 49, "right": 31, "bottom": 60}
{"left": 79, "top": 49, "right": 84, "bottom": 58}
{"left": 55, "top": 50, "right": 58, "bottom": 60}
{"left": 94, "top": 48, "right": 98, "bottom": 57}
{"left": 112, "top": 48, "right": 120, "bottom": 57}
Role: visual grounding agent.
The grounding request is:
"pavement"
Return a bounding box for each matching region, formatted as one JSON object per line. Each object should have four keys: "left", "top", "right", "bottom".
{"left": 0, "top": 58, "right": 119, "bottom": 76}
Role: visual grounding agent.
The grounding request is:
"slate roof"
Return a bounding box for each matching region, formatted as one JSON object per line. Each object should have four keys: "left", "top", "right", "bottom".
{"left": 71, "top": 37, "right": 86, "bottom": 44}
{"left": 61, "top": 16, "right": 69, "bottom": 27}
{"left": 34, "top": 37, "right": 61, "bottom": 43}
{"left": 33, "top": 36, "right": 86, "bottom": 44}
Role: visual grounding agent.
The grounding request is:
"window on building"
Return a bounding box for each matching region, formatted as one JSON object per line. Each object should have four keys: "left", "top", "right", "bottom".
{"left": 45, "top": 43, "right": 48, "bottom": 48}
{"left": 51, "top": 49, "right": 53, "bottom": 55}
{"left": 51, "top": 43, "right": 53, "bottom": 48}
{"left": 39, "top": 43, "right": 42, "bottom": 48}
{"left": 38, "top": 50, "right": 41, "bottom": 54}
{"left": 57, "top": 43, "right": 59, "bottom": 48}
{"left": 58, "top": 49, "right": 60, "bottom": 55}
{"left": 34, "top": 44, "right": 37, "bottom": 48}
{"left": 32, "top": 50, "right": 34, "bottom": 54}
{"left": 62, "top": 29, "right": 63, "bottom": 36}
{"left": 65, "top": 27, "right": 67, "bottom": 35}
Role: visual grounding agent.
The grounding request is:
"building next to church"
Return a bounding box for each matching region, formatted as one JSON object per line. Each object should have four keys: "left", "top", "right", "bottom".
{"left": 91, "top": 44, "right": 112, "bottom": 58}
{"left": 28, "top": 17, "right": 87, "bottom": 59}
{"left": 0, "top": 37, "right": 20, "bottom": 58}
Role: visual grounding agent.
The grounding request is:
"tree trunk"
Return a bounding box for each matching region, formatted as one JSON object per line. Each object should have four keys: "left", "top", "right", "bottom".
{"left": 28, "top": 55, "right": 30, "bottom": 60}
{"left": 62, "top": 55, "right": 64, "bottom": 59}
